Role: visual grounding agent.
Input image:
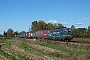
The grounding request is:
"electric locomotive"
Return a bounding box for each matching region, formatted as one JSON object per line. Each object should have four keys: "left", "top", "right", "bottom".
{"left": 48, "top": 27, "right": 73, "bottom": 41}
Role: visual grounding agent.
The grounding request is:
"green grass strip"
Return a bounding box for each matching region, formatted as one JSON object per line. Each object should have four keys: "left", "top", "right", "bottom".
{"left": 17, "top": 43, "right": 60, "bottom": 58}
{"left": 32, "top": 41, "right": 90, "bottom": 60}
{"left": 0, "top": 49, "right": 16, "bottom": 60}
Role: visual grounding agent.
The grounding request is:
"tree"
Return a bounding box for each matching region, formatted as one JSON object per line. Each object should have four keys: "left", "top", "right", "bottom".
{"left": 31, "top": 21, "right": 38, "bottom": 32}
{"left": 0, "top": 34, "right": 3, "bottom": 37}
{"left": 57, "top": 23, "right": 64, "bottom": 28}
{"left": 87, "top": 26, "right": 90, "bottom": 37}
{"left": 71, "top": 25, "right": 75, "bottom": 30}
{"left": 71, "top": 25, "right": 79, "bottom": 38}
{"left": 77, "top": 28, "right": 87, "bottom": 38}
{"left": 7, "top": 28, "right": 14, "bottom": 37}
{"left": 3, "top": 31, "right": 7, "bottom": 37}
{"left": 14, "top": 31, "right": 19, "bottom": 37}
{"left": 31, "top": 20, "right": 47, "bottom": 31}
{"left": 47, "top": 23, "right": 54, "bottom": 30}
{"left": 38, "top": 20, "right": 47, "bottom": 30}
{"left": 19, "top": 31, "right": 26, "bottom": 35}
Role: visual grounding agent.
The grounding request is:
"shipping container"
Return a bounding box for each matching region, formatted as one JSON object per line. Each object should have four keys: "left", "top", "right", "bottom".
{"left": 30, "top": 32, "right": 36, "bottom": 39}
{"left": 35, "top": 30, "right": 48, "bottom": 39}
{"left": 27, "top": 32, "right": 31, "bottom": 38}
{"left": 35, "top": 31, "right": 42, "bottom": 39}
{"left": 20, "top": 33, "right": 26, "bottom": 38}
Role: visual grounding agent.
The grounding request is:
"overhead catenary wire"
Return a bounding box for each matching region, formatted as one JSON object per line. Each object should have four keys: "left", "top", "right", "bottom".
{"left": 59, "top": 8, "right": 90, "bottom": 20}
{"left": 69, "top": 15, "right": 90, "bottom": 21}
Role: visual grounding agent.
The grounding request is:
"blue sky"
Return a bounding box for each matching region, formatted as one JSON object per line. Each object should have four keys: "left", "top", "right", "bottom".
{"left": 0, "top": 0, "right": 90, "bottom": 34}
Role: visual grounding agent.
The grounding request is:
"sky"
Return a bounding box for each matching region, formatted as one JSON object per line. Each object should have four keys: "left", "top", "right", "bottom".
{"left": 0, "top": 0, "right": 90, "bottom": 34}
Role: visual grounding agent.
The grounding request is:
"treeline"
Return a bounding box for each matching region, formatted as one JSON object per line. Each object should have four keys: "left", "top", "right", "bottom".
{"left": 71, "top": 25, "right": 90, "bottom": 38}
{"left": 1, "top": 20, "right": 90, "bottom": 38}
{"left": 31, "top": 20, "right": 64, "bottom": 32}
{"left": 3, "top": 29, "right": 26, "bottom": 38}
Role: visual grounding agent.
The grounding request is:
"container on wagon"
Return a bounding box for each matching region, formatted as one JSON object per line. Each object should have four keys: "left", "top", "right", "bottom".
{"left": 35, "top": 30, "right": 49, "bottom": 39}
{"left": 30, "top": 32, "right": 36, "bottom": 39}
{"left": 27, "top": 32, "right": 31, "bottom": 38}
{"left": 20, "top": 33, "right": 26, "bottom": 38}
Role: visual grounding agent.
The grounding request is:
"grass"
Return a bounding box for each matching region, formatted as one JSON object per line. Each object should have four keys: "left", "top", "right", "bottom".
{"left": 0, "top": 39, "right": 32, "bottom": 60}
{"left": 17, "top": 43, "right": 61, "bottom": 59}
{"left": 0, "top": 37, "right": 13, "bottom": 40}
{"left": 16, "top": 53, "right": 30, "bottom": 60}
{"left": 0, "top": 38, "right": 90, "bottom": 60}
{"left": 72, "top": 38, "right": 90, "bottom": 42}
{"left": 27, "top": 39, "right": 90, "bottom": 60}
{"left": 0, "top": 49, "right": 16, "bottom": 60}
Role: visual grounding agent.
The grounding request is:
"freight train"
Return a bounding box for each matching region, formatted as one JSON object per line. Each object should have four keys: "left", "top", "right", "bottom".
{"left": 20, "top": 27, "right": 73, "bottom": 41}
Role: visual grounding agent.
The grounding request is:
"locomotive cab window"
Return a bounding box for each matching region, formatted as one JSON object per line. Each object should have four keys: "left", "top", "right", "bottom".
{"left": 62, "top": 28, "right": 68, "bottom": 34}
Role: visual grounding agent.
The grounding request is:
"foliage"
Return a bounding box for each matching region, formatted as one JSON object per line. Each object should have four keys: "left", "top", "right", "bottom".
{"left": 3, "top": 31, "right": 7, "bottom": 37}
{"left": 31, "top": 20, "right": 64, "bottom": 31}
{"left": 57, "top": 23, "right": 64, "bottom": 28}
{"left": 14, "top": 31, "right": 19, "bottom": 37}
{"left": 7, "top": 28, "right": 14, "bottom": 37}
{"left": 31, "top": 21, "right": 39, "bottom": 32}
{"left": 47, "top": 23, "right": 54, "bottom": 30}
{"left": 71, "top": 25, "right": 75, "bottom": 30}
{"left": 19, "top": 31, "right": 26, "bottom": 35}
{"left": 71, "top": 25, "right": 90, "bottom": 38}
{"left": 31, "top": 20, "right": 47, "bottom": 31}
{"left": 87, "top": 26, "right": 90, "bottom": 37}
{"left": 38, "top": 20, "right": 47, "bottom": 30}
{"left": 0, "top": 34, "right": 3, "bottom": 37}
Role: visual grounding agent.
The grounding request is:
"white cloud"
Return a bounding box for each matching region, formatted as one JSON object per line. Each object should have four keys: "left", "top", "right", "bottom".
{"left": 48, "top": 20, "right": 58, "bottom": 24}
{"left": 48, "top": 20, "right": 71, "bottom": 25}
{"left": 75, "top": 23, "right": 82, "bottom": 25}
{"left": 60, "top": 22, "right": 69, "bottom": 25}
